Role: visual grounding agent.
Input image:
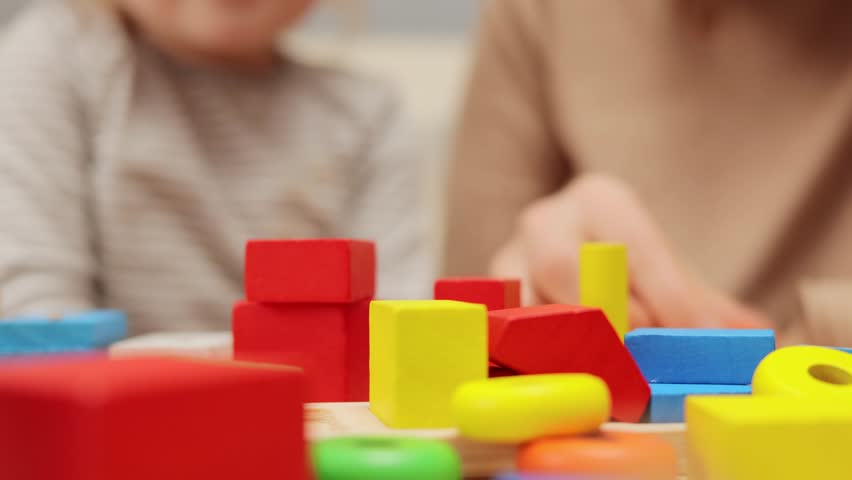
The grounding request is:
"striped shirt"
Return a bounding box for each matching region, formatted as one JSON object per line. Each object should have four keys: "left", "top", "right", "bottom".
{"left": 0, "top": 1, "right": 433, "bottom": 334}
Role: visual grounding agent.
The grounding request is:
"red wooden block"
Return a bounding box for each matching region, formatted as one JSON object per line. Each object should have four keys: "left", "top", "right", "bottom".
{"left": 434, "top": 277, "right": 521, "bottom": 311}
{"left": 489, "top": 305, "right": 650, "bottom": 422}
{"left": 0, "top": 357, "right": 306, "bottom": 480}
{"left": 245, "top": 239, "right": 375, "bottom": 303}
{"left": 232, "top": 300, "right": 369, "bottom": 402}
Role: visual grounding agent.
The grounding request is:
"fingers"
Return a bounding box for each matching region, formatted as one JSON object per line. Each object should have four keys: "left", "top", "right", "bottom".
{"left": 516, "top": 193, "right": 583, "bottom": 305}
{"left": 629, "top": 294, "right": 653, "bottom": 329}
{"left": 489, "top": 173, "right": 765, "bottom": 331}
{"left": 701, "top": 287, "right": 774, "bottom": 329}
{"left": 490, "top": 235, "right": 541, "bottom": 305}
{"left": 568, "top": 175, "right": 718, "bottom": 328}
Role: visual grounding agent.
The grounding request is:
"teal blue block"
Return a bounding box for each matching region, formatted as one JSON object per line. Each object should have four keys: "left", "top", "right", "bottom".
{"left": 647, "top": 383, "right": 751, "bottom": 423}
{"left": 0, "top": 310, "right": 128, "bottom": 356}
{"left": 835, "top": 347, "right": 852, "bottom": 355}
{"left": 625, "top": 328, "right": 775, "bottom": 384}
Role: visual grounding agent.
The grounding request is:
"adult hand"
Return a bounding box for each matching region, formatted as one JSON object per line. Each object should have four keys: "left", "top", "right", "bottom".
{"left": 490, "top": 174, "right": 770, "bottom": 329}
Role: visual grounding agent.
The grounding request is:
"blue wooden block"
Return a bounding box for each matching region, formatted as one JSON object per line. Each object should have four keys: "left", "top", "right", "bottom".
{"left": 835, "top": 347, "right": 852, "bottom": 355}
{"left": 647, "top": 383, "right": 751, "bottom": 423}
{"left": 0, "top": 310, "right": 128, "bottom": 356}
{"left": 624, "top": 328, "right": 775, "bottom": 384}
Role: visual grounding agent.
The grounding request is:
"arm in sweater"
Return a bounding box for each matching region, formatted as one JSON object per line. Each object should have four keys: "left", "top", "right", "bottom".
{"left": 443, "top": 0, "right": 569, "bottom": 277}
{"left": 0, "top": 6, "right": 97, "bottom": 318}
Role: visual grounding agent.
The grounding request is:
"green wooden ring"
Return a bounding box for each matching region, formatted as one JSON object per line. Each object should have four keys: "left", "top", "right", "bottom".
{"left": 311, "top": 436, "right": 461, "bottom": 480}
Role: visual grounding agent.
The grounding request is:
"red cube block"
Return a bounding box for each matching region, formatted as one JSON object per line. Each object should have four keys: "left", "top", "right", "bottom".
{"left": 0, "top": 357, "right": 306, "bottom": 480}
{"left": 434, "top": 277, "right": 521, "bottom": 311}
{"left": 245, "top": 239, "right": 375, "bottom": 303}
{"left": 489, "top": 305, "right": 650, "bottom": 422}
{"left": 232, "top": 300, "right": 369, "bottom": 402}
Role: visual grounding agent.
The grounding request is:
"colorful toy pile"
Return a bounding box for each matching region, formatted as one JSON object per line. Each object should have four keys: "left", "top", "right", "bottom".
{"left": 0, "top": 238, "right": 850, "bottom": 480}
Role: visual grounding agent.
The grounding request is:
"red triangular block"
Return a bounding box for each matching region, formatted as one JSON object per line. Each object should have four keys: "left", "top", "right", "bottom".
{"left": 489, "top": 304, "right": 650, "bottom": 422}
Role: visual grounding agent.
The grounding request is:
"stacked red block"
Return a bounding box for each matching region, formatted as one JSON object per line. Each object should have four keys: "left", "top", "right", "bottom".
{"left": 434, "top": 277, "right": 521, "bottom": 311}
{"left": 233, "top": 239, "right": 375, "bottom": 402}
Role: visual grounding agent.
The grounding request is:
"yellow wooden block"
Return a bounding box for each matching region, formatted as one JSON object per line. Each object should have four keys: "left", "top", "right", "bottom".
{"left": 687, "top": 395, "right": 852, "bottom": 480}
{"left": 369, "top": 300, "right": 488, "bottom": 429}
{"left": 752, "top": 345, "right": 852, "bottom": 397}
{"left": 580, "top": 243, "right": 629, "bottom": 340}
{"left": 452, "top": 373, "right": 610, "bottom": 443}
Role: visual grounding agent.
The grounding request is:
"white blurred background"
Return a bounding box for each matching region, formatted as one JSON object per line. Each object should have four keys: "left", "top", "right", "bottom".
{"left": 1, "top": 0, "right": 482, "bottom": 259}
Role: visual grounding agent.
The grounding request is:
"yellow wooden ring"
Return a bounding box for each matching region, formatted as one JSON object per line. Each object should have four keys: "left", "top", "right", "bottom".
{"left": 451, "top": 374, "right": 611, "bottom": 443}
{"left": 752, "top": 346, "right": 852, "bottom": 397}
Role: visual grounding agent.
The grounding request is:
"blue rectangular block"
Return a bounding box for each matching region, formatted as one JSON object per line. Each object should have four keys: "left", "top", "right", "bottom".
{"left": 835, "top": 347, "right": 852, "bottom": 355}
{"left": 646, "top": 383, "right": 751, "bottom": 423}
{"left": 624, "top": 328, "right": 775, "bottom": 384}
{"left": 0, "top": 310, "right": 128, "bottom": 356}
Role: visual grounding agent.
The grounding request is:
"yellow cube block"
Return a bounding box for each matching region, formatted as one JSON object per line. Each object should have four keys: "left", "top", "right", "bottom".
{"left": 580, "top": 243, "right": 629, "bottom": 340}
{"left": 687, "top": 395, "right": 852, "bottom": 480}
{"left": 369, "top": 300, "right": 487, "bottom": 428}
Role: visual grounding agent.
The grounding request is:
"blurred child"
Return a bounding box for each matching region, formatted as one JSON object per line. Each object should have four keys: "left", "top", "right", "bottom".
{"left": 0, "top": 0, "right": 432, "bottom": 333}
{"left": 446, "top": 0, "right": 852, "bottom": 345}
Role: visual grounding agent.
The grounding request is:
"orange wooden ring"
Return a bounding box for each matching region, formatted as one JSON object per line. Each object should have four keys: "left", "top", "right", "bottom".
{"left": 517, "top": 431, "right": 678, "bottom": 480}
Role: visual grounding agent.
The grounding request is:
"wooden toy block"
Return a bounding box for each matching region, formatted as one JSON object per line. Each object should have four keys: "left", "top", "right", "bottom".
{"left": 837, "top": 347, "right": 852, "bottom": 354}
{"left": 245, "top": 239, "right": 375, "bottom": 303}
{"left": 233, "top": 300, "right": 369, "bottom": 402}
{"left": 452, "top": 374, "right": 610, "bottom": 443}
{"left": 108, "top": 331, "right": 233, "bottom": 360}
{"left": 647, "top": 383, "right": 750, "bottom": 423}
{"left": 624, "top": 328, "right": 775, "bottom": 384}
{"left": 751, "top": 345, "right": 852, "bottom": 397}
{"left": 369, "top": 300, "right": 487, "bottom": 428}
{"left": 686, "top": 395, "right": 852, "bottom": 480}
{"left": 0, "top": 357, "right": 306, "bottom": 480}
{"left": 579, "top": 243, "right": 629, "bottom": 340}
{"left": 489, "top": 305, "right": 650, "bottom": 422}
{"left": 0, "top": 310, "right": 128, "bottom": 356}
{"left": 307, "top": 402, "right": 688, "bottom": 479}
{"left": 312, "top": 437, "right": 461, "bottom": 480}
{"left": 517, "top": 431, "right": 678, "bottom": 480}
{"left": 434, "top": 277, "right": 521, "bottom": 311}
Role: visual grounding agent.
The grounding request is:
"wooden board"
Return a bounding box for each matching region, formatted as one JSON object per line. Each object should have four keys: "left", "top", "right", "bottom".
{"left": 307, "top": 402, "right": 687, "bottom": 479}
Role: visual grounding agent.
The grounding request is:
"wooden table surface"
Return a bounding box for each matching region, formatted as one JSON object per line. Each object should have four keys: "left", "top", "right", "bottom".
{"left": 307, "top": 402, "right": 688, "bottom": 479}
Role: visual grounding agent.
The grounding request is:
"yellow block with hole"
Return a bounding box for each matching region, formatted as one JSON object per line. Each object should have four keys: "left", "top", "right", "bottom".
{"left": 687, "top": 395, "right": 852, "bottom": 480}
{"left": 752, "top": 345, "right": 852, "bottom": 396}
{"left": 580, "top": 243, "right": 628, "bottom": 340}
{"left": 451, "top": 373, "right": 611, "bottom": 443}
{"left": 369, "top": 300, "right": 487, "bottom": 429}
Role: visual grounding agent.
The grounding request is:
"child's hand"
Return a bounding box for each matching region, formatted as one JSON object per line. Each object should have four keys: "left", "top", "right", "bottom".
{"left": 490, "top": 174, "right": 771, "bottom": 330}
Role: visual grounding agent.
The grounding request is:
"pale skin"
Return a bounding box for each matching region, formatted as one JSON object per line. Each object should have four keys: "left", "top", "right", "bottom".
{"left": 490, "top": 174, "right": 772, "bottom": 331}
{"left": 113, "top": 0, "right": 315, "bottom": 69}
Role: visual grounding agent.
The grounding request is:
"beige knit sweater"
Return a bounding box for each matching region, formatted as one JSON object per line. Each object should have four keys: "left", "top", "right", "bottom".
{"left": 446, "top": 0, "right": 852, "bottom": 345}
{"left": 0, "top": 2, "right": 432, "bottom": 334}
